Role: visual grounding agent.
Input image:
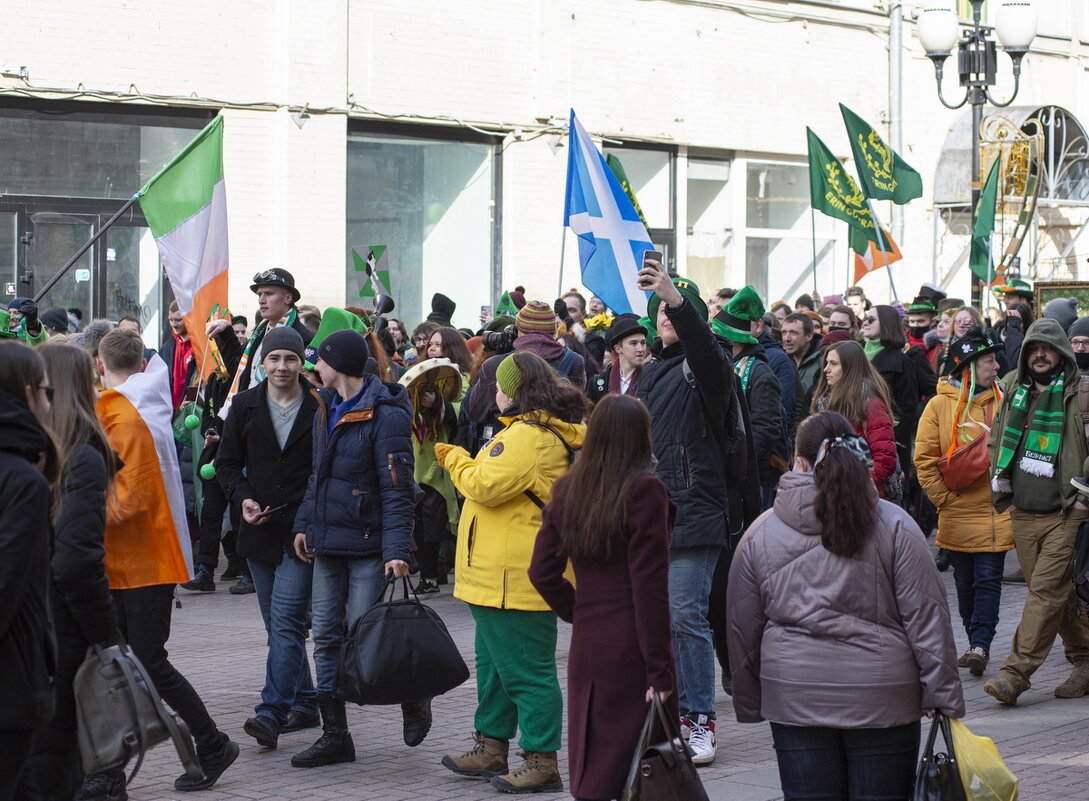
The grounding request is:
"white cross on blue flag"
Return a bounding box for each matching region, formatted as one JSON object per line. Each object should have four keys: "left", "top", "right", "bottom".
{"left": 563, "top": 110, "right": 654, "bottom": 316}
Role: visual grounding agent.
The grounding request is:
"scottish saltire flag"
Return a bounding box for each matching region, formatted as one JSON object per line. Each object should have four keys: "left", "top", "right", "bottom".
{"left": 138, "top": 116, "right": 229, "bottom": 381}
{"left": 564, "top": 110, "right": 654, "bottom": 316}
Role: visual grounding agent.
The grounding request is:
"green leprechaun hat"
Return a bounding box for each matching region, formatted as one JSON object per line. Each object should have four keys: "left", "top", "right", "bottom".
{"left": 711, "top": 285, "right": 763, "bottom": 344}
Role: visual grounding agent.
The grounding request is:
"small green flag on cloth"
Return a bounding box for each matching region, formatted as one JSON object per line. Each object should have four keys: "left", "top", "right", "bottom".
{"left": 969, "top": 157, "right": 1002, "bottom": 282}
{"left": 606, "top": 153, "right": 649, "bottom": 228}
{"left": 807, "top": 127, "right": 878, "bottom": 254}
{"left": 303, "top": 307, "right": 369, "bottom": 369}
{"left": 352, "top": 246, "right": 392, "bottom": 299}
{"left": 839, "top": 104, "right": 923, "bottom": 204}
{"left": 495, "top": 291, "right": 519, "bottom": 317}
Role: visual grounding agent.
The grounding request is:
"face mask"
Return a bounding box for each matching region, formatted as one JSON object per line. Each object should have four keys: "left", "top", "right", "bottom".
{"left": 1076, "top": 352, "right": 1089, "bottom": 371}
{"left": 909, "top": 325, "right": 929, "bottom": 340}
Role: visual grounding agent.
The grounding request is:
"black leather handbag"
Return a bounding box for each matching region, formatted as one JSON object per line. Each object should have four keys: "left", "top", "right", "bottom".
{"left": 914, "top": 715, "right": 968, "bottom": 801}
{"left": 620, "top": 693, "right": 709, "bottom": 801}
{"left": 336, "top": 577, "right": 469, "bottom": 705}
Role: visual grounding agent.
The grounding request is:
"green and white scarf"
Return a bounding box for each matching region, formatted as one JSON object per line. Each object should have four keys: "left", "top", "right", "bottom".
{"left": 993, "top": 371, "right": 1065, "bottom": 485}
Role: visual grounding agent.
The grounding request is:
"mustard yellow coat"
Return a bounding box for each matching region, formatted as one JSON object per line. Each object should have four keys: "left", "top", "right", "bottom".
{"left": 436, "top": 413, "right": 585, "bottom": 611}
{"left": 914, "top": 378, "right": 1013, "bottom": 553}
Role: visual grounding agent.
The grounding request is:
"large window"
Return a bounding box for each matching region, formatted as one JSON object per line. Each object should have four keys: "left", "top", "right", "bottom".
{"left": 603, "top": 145, "right": 675, "bottom": 270}
{"left": 346, "top": 128, "right": 497, "bottom": 330}
{"left": 686, "top": 157, "right": 733, "bottom": 294}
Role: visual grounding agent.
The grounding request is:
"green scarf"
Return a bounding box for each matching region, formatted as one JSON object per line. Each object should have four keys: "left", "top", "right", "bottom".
{"left": 733, "top": 355, "right": 755, "bottom": 393}
{"left": 863, "top": 338, "right": 884, "bottom": 360}
{"left": 994, "top": 371, "right": 1066, "bottom": 482}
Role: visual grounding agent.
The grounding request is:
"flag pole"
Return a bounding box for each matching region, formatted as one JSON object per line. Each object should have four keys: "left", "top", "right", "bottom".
{"left": 557, "top": 226, "right": 568, "bottom": 299}
{"left": 865, "top": 199, "right": 899, "bottom": 303}
{"left": 810, "top": 206, "right": 820, "bottom": 301}
{"left": 33, "top": 193, "right": 141, "bottom": 303}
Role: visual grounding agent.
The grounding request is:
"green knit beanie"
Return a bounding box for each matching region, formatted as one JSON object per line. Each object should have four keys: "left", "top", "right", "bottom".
{"left": 495, "top": 353, "right": 522, "bottom": 399}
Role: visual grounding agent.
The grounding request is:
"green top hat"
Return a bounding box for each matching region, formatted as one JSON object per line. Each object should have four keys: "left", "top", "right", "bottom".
{"left": 995, "top": 278, "right": 1033, "bottom": 298}
{"left": 711, "top": 285, "right": 763, "bottom": 344}
{"left": 646, "top": 276, "right": 707, "bottom": 326}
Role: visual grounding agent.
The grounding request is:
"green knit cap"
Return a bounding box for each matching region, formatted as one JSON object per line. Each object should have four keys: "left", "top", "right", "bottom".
{"left": 495, "top": 353, "right": 522, "bottom": 399}
{"left": 711, "top": 285, "right": 763, "bottom": 344}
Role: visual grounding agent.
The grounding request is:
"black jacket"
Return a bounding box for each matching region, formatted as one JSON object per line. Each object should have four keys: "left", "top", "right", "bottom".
{"left": 216, "top": 376, "right": 319, "bottom": 565}
{"left": 215, "top": 316, "right": 315, "bottom": 395}
{"left": 732, "top": 343, "right": 784, "bottom": 485}
{"left": 0, "top": 388, "right": 55, "bottom": 730}
{"left": 871, "top": 345, "right": 920, "bottom": 451}
{"left": 636, "top": 298, "right": 737, "bottom": 549}
{"left": 51, "top": 442, "right": 117, "bottom": 647}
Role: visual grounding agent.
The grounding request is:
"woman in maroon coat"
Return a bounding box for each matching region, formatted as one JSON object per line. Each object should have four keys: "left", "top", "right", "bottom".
{"left": 529, "top": 394, "right": 676, "bottom": 801}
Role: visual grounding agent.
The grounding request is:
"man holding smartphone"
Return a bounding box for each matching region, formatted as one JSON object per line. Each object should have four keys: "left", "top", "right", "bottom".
{"left": 216, "top": 327, "right": 322, "bottom": 749}
{"left": 635, "top": 255, "right": 737, "bottom": 766}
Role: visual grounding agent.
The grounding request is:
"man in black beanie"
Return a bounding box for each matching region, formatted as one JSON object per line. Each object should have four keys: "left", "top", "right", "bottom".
{"left": 290, "top": 329, "right": 430, "bottom": 767}
{"left": 1069, "top": 316, "right": 1089, "bottom": 376}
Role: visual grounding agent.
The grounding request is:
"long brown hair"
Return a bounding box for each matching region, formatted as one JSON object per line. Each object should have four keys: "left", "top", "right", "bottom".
{"left": 507, "top": 350, "right": 589, "bottom": 424}
{"left": 38, "top": 342, "right": 119, "bottom": 489}
{"left": 429, "top": 326, "right": 474, "bottom": 373}
{"left": 795, "top": 411, "right": 877, "bottom": 558}
{"left": 0, "top": 341, "right": 62, "bottom": 511}
{"left": 810, "top": 340, "right": 898, "bottom": 428}
{"left": 551, "top": 395, "right": 653, "bottom": 563}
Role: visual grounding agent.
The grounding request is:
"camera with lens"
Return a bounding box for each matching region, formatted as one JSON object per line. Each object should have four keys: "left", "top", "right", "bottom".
{"left": 481, "top": 325, "right": 517, "bottom": 355}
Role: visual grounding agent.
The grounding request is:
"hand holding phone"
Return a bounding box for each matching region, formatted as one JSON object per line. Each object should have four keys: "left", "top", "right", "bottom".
{"left": 637, "top": 250, "right": 665, "bottom": 291}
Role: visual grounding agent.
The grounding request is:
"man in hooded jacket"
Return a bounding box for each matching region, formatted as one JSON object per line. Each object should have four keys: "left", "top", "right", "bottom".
{"left": 985, "top": 318, "right": 1089, "bottom": 705}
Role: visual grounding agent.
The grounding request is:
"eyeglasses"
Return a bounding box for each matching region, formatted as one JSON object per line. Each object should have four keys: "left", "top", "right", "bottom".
{"left": 38, "top": 384, "right": 54, "bottom": 402}
{"left": 413, "top": 337, "right": 429, "bottom": 346}
{"left": 1072, "top": 338, "right": 1089, "bottom": 352}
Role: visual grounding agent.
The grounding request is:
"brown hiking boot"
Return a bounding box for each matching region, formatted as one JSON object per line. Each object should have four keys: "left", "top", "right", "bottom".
{"left": 984, "top": 672, "right": 1027, "bottom": 706}
{"left": 441, "top": 731, "right": 509, "bottom": 778}
{"left": 1054, "top": 662, "right": 1089, "bottom": 698}
{"left": 490, "top": 751, "right": 563, "bottom": 794}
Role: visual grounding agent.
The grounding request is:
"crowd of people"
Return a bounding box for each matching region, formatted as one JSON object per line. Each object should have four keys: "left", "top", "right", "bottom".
{"left": 3, "top": 263, "right": 1089, "bottom": 801}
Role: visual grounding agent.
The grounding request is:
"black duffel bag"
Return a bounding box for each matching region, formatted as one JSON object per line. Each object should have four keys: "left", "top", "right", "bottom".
{"left": 336, "top": 576, "right": 469, "bottom": 705}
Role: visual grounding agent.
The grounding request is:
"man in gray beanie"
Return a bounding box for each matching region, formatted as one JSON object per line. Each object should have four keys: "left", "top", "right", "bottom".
{"left": 1043, "top": 297, "right": 1078, "bottom": 333}
{"left": 291, "top": 328, "right": 429, "bottom": 767}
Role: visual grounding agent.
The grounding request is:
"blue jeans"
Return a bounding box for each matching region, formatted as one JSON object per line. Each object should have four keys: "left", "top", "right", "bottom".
{"left": 248, "top": 552, "right": 318, "bottom": 724}
{"left": 310, "top": 555, "right": 385, "bottom": 695}
{"left": 771, "top": 721, "right": 920, "bottom": 801}
{"left": 669, "top": 546, "right": 720, "bottom": 718}
{"left": 946, "top": 550, "right": 1007, "bottom": 653}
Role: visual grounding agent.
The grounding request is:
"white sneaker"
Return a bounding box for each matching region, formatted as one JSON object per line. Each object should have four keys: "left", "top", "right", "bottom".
{"left": 679, "top": 715, "right": 691, "bottom": 742}
{"left": 687, "top": 714, "right": 716, "bottom": 765}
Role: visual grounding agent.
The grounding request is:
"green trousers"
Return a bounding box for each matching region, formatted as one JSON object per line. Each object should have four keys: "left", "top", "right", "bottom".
{"left": 469, "top": 604, "right": 562, "bottom": 752}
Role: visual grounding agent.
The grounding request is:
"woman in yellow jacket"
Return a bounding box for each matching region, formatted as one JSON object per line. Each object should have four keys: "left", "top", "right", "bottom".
{"left": 914, "top": 326, "right": 1013, "bottom": 678}
{"left": 434, "top": 350, "right": 588, "bottom": 795}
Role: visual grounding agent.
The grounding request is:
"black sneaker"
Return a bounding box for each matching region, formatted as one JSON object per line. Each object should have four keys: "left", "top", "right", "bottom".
{"left": 179, "top": 565, "right": 215, "bottom": 593}
{"left": 414, "top": 578, "right": 440, "bottom": 595}
{"left": 243, "top": 715, "right": 280, "bottom": 748}
{"left": 78, "top": 768, "right": 128, "bottom": 801}
{"left": 220, "top": 556, "right": 243, "bottom": 581}
{"left": 229, "top": 574, "right": 255, "bottom": 595}
{"left": 1072, "top": 476, "right": 1089, "bottom": 496}
{"left": 282, "top": 709, "right": 320, "bottom": 732}
{"left": 401, "top": 698, "right": 432, "bottom": 747}
{"left": 175, "top": 734, "right": 239, "bottom": 791}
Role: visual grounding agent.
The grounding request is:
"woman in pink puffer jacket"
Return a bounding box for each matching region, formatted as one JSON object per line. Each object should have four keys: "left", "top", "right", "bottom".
{"left": 727, "top": 411, "right": 964, "bottom": 801}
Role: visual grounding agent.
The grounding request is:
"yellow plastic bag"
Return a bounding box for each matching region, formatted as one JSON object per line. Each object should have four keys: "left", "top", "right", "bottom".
{"left": 948, "top": 719, "right": 1019, "bottom": 801}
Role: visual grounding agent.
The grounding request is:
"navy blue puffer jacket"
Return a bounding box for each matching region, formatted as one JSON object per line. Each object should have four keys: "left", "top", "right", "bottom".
{"left": 293, "top": 377, "right": 417, "bottom": 562}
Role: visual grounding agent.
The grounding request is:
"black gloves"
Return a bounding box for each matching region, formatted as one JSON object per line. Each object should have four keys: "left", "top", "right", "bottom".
{"left": 553, "top": 299, "right": 574, "bottom": 329}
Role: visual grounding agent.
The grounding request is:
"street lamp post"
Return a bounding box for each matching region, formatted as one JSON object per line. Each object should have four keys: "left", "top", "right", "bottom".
{"left": 918, "top": 1, "right": 1037, "bottom": 307}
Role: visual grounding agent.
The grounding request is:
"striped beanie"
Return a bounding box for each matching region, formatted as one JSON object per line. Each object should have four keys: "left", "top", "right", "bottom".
{"left": 515, "top": 301, "right": 557, "bottom": 335}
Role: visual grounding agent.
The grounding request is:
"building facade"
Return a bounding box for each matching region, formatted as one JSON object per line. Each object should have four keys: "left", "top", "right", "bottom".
{"left": 3, "top": 0, "right": 1087, "bottom": 343}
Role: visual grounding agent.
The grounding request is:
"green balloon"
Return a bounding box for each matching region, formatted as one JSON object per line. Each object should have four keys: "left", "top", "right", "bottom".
{"left": 184, "top": 414, "right": 201, "bottom": 430}
{"left": 199, "top": 464, "right": 216, "bottom": 480}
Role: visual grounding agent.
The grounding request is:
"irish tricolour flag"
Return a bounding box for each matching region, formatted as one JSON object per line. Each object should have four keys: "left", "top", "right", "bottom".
{"left": 138, "top": 115, "right": 229, "bottom": 380}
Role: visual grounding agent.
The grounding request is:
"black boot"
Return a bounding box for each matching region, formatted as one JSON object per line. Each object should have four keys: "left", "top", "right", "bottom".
{"left": 290, "top": 694, "right": 356, "bottom": 768}
{"left": 401, "top": 698, "right": 432, "bottom": 747}
{"left": 77, "top": 767, "right": 127, "bottom": 801}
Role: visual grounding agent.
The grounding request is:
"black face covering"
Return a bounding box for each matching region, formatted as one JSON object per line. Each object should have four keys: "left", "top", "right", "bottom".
{"left": 1028, "top": 364, "right": 1062, "bottom": 385}
{"left": 909, "top": 325, "right": 930, "bottom": 340}
{"left": 1076, "top": 352, "right": 1089, "bottom": 371}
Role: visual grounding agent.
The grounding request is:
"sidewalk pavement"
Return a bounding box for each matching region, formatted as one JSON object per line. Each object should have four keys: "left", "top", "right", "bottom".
{"left": 126, "top": 552, "right": 1088, "bottom": 801}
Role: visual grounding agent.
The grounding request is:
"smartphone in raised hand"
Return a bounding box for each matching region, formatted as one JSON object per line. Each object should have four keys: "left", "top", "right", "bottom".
{"left": 642, "top": 250, "right": 664, "bottom": 269}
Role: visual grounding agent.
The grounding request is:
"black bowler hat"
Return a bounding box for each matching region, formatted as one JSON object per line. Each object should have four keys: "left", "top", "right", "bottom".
{"left": 605, "top": 314, "right": 646, "bottom": 349}
{"left": 250, "top": 268, "right": 301, "bottom": 303}
{"left": 949, "top": 326, "right": 1002, "bottom": 373}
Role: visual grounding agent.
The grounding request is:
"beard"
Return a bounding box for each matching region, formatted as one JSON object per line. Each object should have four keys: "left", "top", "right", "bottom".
{"left": 1029, "top": 362, "right": 1061, "bottom": 384}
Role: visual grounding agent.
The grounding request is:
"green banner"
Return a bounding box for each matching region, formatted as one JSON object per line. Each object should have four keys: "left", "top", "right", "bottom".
{"left": 807, "top": 127, "right": 877, "bottom": 254}
{"left": 969, "top": 158, "right": 1002, "bottom": 281}
{"left": 839, "top": 103, "right": 923, "bottom": 205}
